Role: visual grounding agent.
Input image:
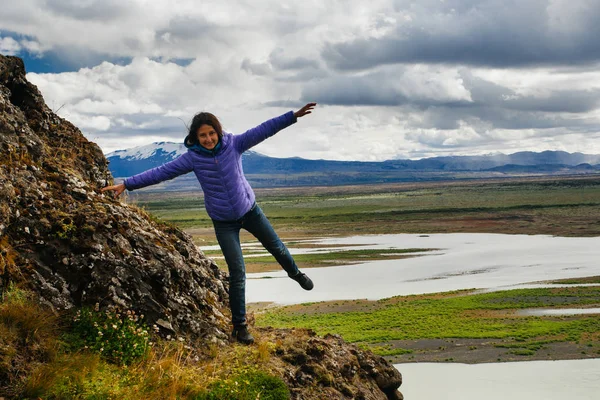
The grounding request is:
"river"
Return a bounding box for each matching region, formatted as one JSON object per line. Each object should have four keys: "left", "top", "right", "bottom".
{"left": 245, "top": 233, "right": 600, "bottom": 304}
{"left": 394, "top": 359, "right": 600, "bottom": 399}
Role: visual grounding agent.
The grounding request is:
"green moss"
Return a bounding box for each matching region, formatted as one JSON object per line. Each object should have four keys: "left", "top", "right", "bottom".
{"left": 55, "top": 221, "right": 77, "bottom": 239}
{"left": 194, "top": 370, "right": 290, "bottom": 400}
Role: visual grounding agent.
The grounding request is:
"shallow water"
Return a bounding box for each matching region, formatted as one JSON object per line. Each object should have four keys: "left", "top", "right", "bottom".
{"left": 245, "top": 233, "right": 600, "bottom": 305}
{"left": 394, "top": 359, "right": 600, "bottom": 399}
{"left": 518, "top": 307, "right": 600, "bottom": 316}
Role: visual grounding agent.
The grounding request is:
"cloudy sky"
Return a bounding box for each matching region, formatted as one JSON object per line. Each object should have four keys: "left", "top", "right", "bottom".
{"left": 2, "top": 0, "right": 600, "bottom": 161}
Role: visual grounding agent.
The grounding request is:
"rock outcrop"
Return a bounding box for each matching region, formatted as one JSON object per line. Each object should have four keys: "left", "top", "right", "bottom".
{"left": 0, "top": 54, "right": 402, "bottom": 399}
{"left": 0, "top": 54, "right": 230, "bottom": 342}
{"left": 263, "top": 328, "right": 403, "bottom": 399}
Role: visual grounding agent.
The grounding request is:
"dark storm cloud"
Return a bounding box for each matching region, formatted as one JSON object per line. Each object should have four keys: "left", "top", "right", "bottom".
{"left": 410, "top": 96, "right": 600, "bottom": 133}
{"left": 461, "top": 72, "right": 600, "bottom": 114}
{"left": 323, "top": 0, "right": 600, "bottom": 70}
{"left": 301, "top": 65, "right": 600, "bottom": 135}
{"left": 423, "top": 105, "right": 581, "bottom": 131}
{"left": 504, "top": 91, "right": 600, "bottom": 114}
{"left": 300, "top": 71, "right": 470, "bottom": 107}
{"left": 302, "top": 67, "right": 600, "bottom": 115}
{"left": 432, "top": 82, "right": 600, "bottom": 132}
{"left": 302, "top": 75, "right": 411, "bottom": 105}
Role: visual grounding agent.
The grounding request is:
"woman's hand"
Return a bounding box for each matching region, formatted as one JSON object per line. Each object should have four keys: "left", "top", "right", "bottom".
{"left": 294, "top": 102, "right": 317, "bottom": 119}
{"left": 100, "top": 183, "right": 126, "bottom": 198}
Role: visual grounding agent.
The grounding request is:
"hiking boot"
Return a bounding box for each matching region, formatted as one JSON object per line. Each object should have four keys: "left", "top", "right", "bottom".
{"left": 232, "top": 325, "right": 254, "bottom": 345}
{"left": 290, "top": 272, "right": 314, "bottom": 291}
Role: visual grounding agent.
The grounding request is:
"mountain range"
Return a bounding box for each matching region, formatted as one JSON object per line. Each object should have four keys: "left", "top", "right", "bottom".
{"left": 106, "top": 142, "right": 600, "bottom": 191}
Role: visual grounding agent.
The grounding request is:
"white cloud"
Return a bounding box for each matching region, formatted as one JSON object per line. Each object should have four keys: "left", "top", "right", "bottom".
{"left": 3, "top": 0, "right": 600, "bottom": 160}
{"left": 0, "top": 36, "right": 21, "bottom": 55}
{"left": 69, "top": 114, "right": 112, "bottom": 131}
{"left": 474, "top": 66, "right": 600, "bottom": 95}
{"left": 20, "top": 40, "right": 44, "bottom": 54}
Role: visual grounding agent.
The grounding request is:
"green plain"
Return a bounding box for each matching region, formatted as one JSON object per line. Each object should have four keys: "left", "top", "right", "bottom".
{"left": 131, "top": 177, "right": 600, "bottom": 245}
{"left": 256, "top": 287, "right": 600, "bottom": 355}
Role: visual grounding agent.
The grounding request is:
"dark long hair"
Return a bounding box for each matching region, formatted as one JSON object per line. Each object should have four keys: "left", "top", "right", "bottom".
{"left": 185, "top": 112, "right": 223, "bottom": 146}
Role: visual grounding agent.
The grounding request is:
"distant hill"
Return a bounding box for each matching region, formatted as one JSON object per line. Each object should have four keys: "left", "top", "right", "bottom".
{"left": 106, "top": 143, "right": 600, "bottom": 191}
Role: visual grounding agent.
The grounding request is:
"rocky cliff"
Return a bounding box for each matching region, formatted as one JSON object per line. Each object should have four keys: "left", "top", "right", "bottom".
{"left": 0, "top": 54, "right": 402, "bottom": 399}
{"left": 0, "top": 55, "right": 231, "bottom": 343}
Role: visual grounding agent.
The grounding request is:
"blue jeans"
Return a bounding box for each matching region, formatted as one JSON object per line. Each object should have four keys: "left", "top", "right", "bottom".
{"left": 212, "top": 203, "right": 300, "bottom": 326}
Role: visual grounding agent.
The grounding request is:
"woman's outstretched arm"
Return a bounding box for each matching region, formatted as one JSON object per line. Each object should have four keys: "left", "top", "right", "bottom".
{"left": 234, "top": 103, "right": 316, "bottom": 153}
{"left": 101, "top": 153, "right": 194, "bottom": 197}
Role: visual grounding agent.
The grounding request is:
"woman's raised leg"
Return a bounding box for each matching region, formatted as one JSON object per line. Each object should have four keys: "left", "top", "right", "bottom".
{"left": 242, "top": 204, "right": 313, "bottom": 290}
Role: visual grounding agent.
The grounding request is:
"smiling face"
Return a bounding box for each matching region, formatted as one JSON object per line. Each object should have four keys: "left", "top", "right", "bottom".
{"left": 196, "top": 124, "right": 220, "bottom": 150}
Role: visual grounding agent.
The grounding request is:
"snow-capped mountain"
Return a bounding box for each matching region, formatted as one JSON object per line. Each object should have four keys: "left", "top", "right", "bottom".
{"left": 106, "top": 142, "right": 188, "bottom": 177}
{"left": 105, "top": 142, "right": 600, "bottom": 190}
{"left": 108, "top": 141, "right": 188, "bottom": 161}
{"left": 106, "top": 142, "right": 273, "bottom": 179}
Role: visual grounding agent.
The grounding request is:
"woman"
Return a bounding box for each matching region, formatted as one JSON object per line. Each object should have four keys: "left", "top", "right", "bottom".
{"left": 101, "top": 103, "right": 317, "bottom": 344}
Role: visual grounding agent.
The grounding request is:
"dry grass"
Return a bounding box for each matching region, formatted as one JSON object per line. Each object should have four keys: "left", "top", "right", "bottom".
{"left": 0, "top": 285, "right": 59, "bottom": 397}
{"left": 126, "top": 342, "right": 208, "bottom": 399}
{"left": 0, "top": 285, "right": 289, "bottom": 399}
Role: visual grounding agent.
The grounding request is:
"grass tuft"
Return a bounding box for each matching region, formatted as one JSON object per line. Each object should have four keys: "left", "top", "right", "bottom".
{"left": 0, "top": 284, "right": 59, "bottom": 397}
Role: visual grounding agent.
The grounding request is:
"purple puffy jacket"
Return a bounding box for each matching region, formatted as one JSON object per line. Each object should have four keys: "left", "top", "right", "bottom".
{"left": 124, "top": 111, "right": 297, "bottom": 221}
